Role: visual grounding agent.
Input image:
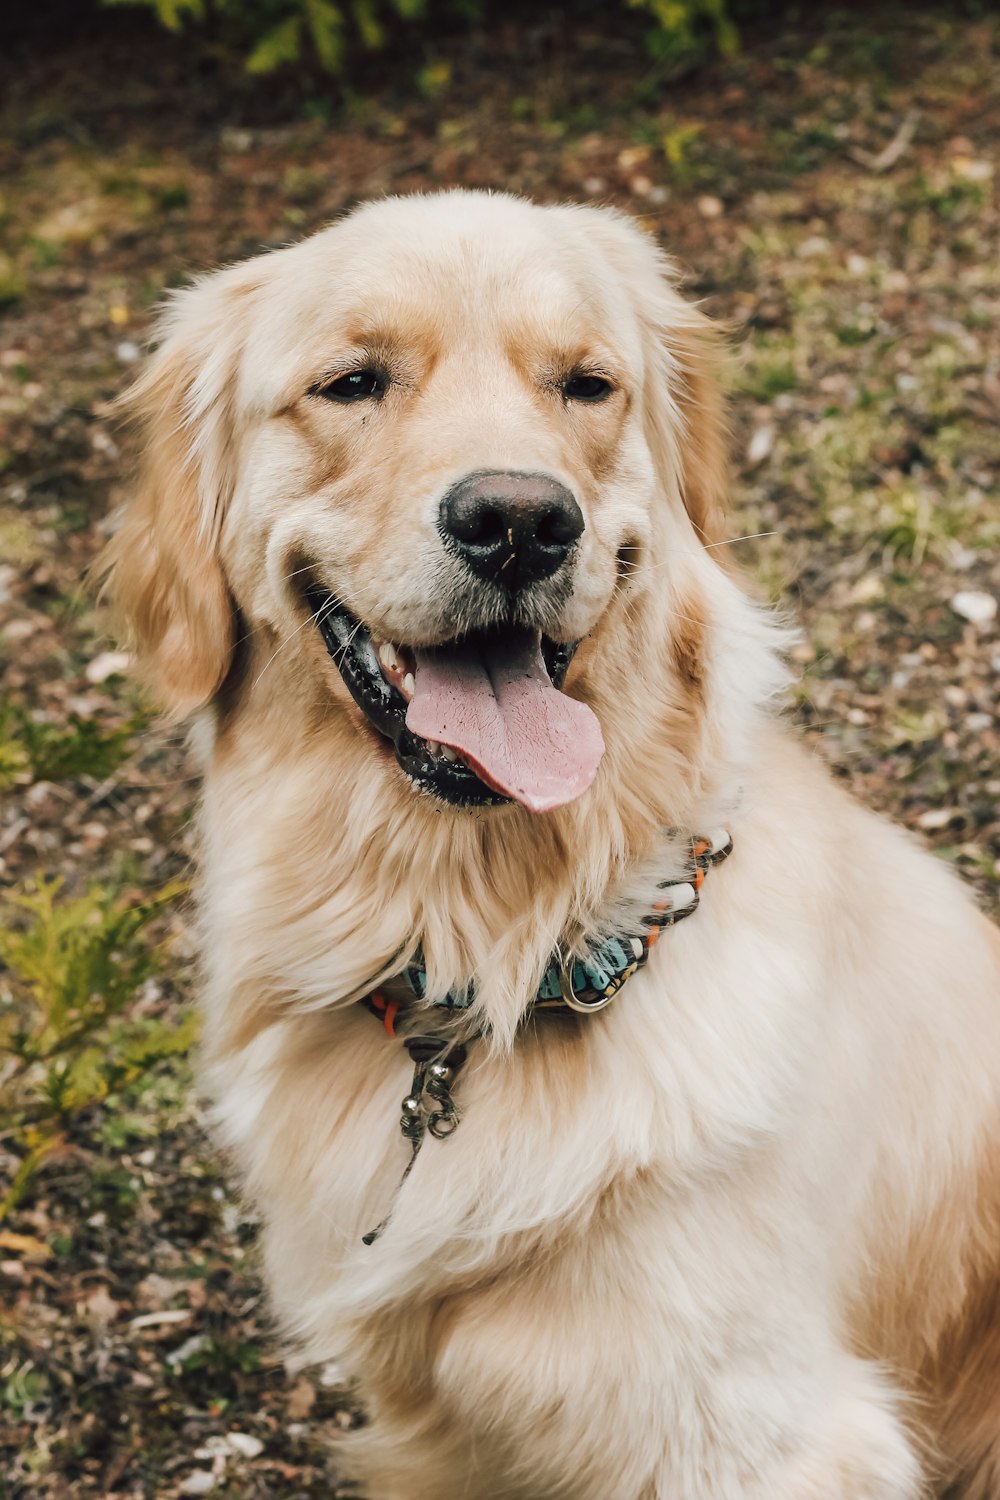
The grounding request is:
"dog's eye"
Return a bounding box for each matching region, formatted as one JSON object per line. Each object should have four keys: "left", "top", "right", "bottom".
{"left": 563, "top": 373, "right": 613, "bottom": 402}
{"left": 316, "top": 370, "right": 386, "bottom": 402}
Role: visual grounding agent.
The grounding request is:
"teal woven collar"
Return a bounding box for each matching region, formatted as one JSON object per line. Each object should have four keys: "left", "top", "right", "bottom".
{"left": 363, "top": 828, "right": 733, "bottom": 1031}
{"left": 359, "top": 828, "right": 734, "bottom": 1246}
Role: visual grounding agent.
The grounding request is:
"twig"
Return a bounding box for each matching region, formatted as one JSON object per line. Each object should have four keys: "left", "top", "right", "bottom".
{"left": 849, "top": 108, "right": 921, "bottom": 173}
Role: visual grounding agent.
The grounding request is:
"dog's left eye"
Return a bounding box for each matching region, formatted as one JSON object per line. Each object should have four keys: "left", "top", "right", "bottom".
{"left": 563, "top": 373, "right": 613, "bottom": 402}
{"left": 315, "top": 370, "right": 386, "bottom": 402}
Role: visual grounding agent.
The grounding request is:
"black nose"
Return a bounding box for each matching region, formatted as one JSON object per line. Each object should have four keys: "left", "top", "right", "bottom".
{"left": 439, "top": 470, "right": 584, "bottom": 592}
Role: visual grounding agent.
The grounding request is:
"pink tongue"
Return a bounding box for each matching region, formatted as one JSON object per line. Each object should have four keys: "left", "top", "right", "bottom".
{"left": 406, "top": 634, "right": 604, "bottom": 814}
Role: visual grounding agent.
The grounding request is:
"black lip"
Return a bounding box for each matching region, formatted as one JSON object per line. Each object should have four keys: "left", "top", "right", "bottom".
{"left": 307, "top": 589, "right": 579, "bottom": 808}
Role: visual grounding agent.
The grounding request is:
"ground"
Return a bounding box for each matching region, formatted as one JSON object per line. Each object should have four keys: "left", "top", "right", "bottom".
{"left": 0, "top": 5, "right": 998, "bottom": 1497}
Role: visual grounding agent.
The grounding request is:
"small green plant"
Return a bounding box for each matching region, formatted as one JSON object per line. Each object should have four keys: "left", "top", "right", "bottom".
{"left": 738, "top": 346, "right": 799, "bottom": 402}
{"left": 0, "top": 877, "right": 194, "bottom": 1221}
{"left": 102, "top": 0, "right": 435, "bottom": 73}
{"left": 629, "top": 0, "right": 737, "bottom": 65}
{"left": 99, "top": 0, "right": 738, "bottom": 75}
{"left": 0, "top": 697, "right": 138, "bottom": 790}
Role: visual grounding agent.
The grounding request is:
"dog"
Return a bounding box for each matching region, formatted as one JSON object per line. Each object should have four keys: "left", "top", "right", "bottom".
{"left": 100, "top": 190, "right": 1000, "bottom": 1500}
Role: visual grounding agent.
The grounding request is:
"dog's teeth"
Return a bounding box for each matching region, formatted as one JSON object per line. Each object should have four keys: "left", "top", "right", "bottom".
{"left": 440, "top": 745, "right": 458, "bottom": 763}
{"left": 427, "top": 739, "right": 441, "bottom": 753}
{"left": 402, "top": 672, "right": 415, "bottom": 701}
{"left": 378, "top": 642, "right": 400, "bottom": 673}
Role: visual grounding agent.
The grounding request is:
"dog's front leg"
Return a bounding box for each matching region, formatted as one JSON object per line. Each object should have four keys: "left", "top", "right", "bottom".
{"left": 408, "top": 1254, "right": 926, "bottom": 1500}
{"left": 351, "top": 1343, "right": 924, "bottom": 1500}
{"left": 640, "top": 1346, "right": 924, "bottom": 1500}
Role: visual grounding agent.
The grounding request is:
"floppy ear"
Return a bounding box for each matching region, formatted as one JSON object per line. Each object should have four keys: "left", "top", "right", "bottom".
{"left": 583, "top": 209, "right": 731, "bottom": 550}
{"left": 652, "top": 296, "right": 730, "bottom": 550}
{"left": 96, "top": 265, "right": 261, "bottom": 716}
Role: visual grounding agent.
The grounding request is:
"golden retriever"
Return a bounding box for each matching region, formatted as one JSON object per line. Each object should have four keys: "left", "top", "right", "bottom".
{"left": 100, "top": 191, "right": 1000, "bottom": 1500}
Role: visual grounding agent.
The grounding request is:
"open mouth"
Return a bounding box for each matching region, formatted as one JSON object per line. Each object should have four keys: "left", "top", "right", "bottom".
{"left": 307, "top": 589, "right": 605, "bottom": 812}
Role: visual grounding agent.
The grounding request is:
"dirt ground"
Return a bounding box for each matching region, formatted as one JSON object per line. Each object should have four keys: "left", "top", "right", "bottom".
{"left": 1, "top": 5, "right": 998, "bottom": 1497}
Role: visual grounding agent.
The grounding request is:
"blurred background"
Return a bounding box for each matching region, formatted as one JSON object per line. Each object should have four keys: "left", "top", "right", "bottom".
{"left": 1, "top": 2, "right": 998, "bottom": 1496}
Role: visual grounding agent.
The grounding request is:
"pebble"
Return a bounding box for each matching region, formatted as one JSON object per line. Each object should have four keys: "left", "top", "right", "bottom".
{"left": 746, "top": 424, "right": 775, "bottom": 468}
{"left": 319, "top": 1359, "right": 346, "bottom": 1388}
{"left": 166, "top": 1332, "right": 208, "bottom": 1369}
{"left": 194, "top": 1431, "right": 264, "bottom": 1462}
{"left": 85, "top": 649, "right": 132, "bottom": 683}
{"left": 180, "top": 1474, "right": 216, "bottom": 1496}
{"left": 226, "top": 1432, "right": 264, "bottom": 1459}
{"left": 917, "top": 808, "right": 959, "bottom": 830}
{"left": 950, "top": 591, "right": 997, "bottom": 626}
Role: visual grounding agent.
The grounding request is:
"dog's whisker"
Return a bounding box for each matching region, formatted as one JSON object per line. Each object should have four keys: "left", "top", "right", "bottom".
{"left": 620, "top": 531, "right": 779, "bottom": 580}
{"left": 249, "top": 603, "right": 330, "bottom": 691}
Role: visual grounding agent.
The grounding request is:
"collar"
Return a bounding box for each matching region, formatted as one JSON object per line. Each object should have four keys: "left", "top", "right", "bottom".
{"left": 362, "top": 827, "right": 733, "bottom": 1036}
{"left": 359, "top": 828, "right": 732, "bottom": 1245}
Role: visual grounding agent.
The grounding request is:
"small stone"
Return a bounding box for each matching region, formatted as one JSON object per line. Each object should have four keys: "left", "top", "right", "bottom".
{"left": 950, "top": 591, "right": 997, "bottom": 627}
{"left": 85, "top": 650, "right": 132, "bottom": 683}
{"left": 166, "top": 1333, "right": 208, "bottom": 1369}
{"left": 116, "top": 340, "right": 141, "bottom": 364}
{"left": 697, "top": 194, "right": 723, "bottom": 219}
{"left": 917, "top": 808, "right": 959, "bottom": 831}
{"left": 225, "top": 1432, "right": 264, "bottom": 1459}
{"left": 181, "top": 1473, "right": 216, "bottom": 1496}
{"left": 319, "top": 1359, "right": 346, "bottom": 1388}
{"left": 848, "top": 574, "right": 883, "bottom": 605}
{"left": 746, "top": 424, "right": 775, "bottom": 468}
{"left": 193, "top": 1437, "right": 231, "bottom": 1461}
{"left": 3, "top": 619, "right": 42, "bottom": 643}
{"left": 948, "top": 544, "right": 977, "bottom": 572}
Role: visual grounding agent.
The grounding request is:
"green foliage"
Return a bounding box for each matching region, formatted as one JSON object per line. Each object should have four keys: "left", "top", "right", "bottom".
{"left": 629, "top": 0, "right": 737, "bottom": 66}
{"left": 0, "top": 697, "right": 138, "bottom": 791}
{"left": 97, "top": 0, "right": 737, "bottom": 75}
{"left": 0, "top": 877, "right": 193, "bottom": 1220}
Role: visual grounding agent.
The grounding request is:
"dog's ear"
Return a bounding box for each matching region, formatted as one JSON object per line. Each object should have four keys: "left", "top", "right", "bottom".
{"left": 580, "top": 209, "right": 730, "bottom": 550}
{"left": 96, "top": 264, "right": 262, "bottom": 717}
{"left": 652, "top": 297, "right": 729, "bottom": 550}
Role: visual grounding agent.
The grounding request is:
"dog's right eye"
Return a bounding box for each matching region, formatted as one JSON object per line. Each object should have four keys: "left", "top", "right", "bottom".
{"left": 314, "top": 370, "right": 386, "bottom": 402}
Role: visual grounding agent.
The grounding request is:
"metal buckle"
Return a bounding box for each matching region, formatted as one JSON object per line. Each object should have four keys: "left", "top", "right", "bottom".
{"left": 558, "top": 956, "right": 617, "bottom": 1014}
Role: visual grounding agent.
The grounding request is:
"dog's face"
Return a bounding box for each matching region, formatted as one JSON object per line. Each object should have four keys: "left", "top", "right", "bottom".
{"left": 104, "top": 192, "right": 728, "bottom": 815}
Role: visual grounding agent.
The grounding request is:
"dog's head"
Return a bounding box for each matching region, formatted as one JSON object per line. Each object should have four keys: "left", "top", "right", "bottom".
{"left": 101, "top": 191, "right": 733, "bottom": 817}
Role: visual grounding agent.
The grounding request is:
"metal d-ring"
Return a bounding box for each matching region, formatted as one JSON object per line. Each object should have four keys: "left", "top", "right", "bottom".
{"left": 558, "top": 956, "right": 617, "bottom": 1014}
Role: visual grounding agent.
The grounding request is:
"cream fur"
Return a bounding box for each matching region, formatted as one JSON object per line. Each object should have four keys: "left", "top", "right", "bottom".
{"left": 101, "top": 191, "right": 1000, "bottom": 1500}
